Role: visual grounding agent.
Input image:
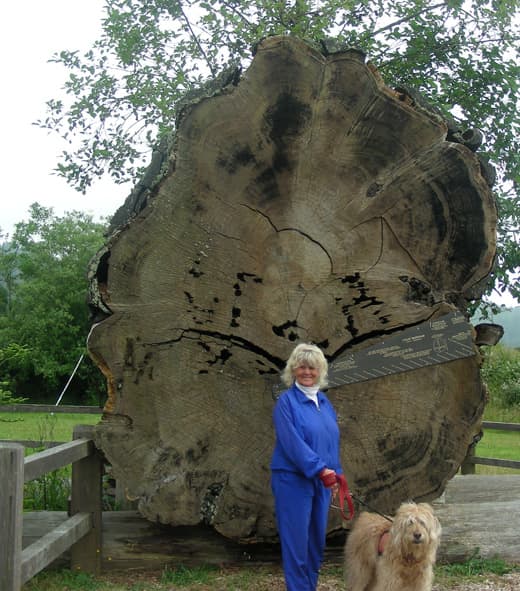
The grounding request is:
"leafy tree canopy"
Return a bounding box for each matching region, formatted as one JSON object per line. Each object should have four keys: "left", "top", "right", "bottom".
{"left": 0, "top": 205, "right": 106, "bottom": 402}
{"left": 37, "top": 0, "right": 519, "bottom": 303}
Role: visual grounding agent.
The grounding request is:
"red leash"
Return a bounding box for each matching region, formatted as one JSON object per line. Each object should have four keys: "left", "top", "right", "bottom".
{"left": 335, "top": 474, "right": 355, "bottom": 521}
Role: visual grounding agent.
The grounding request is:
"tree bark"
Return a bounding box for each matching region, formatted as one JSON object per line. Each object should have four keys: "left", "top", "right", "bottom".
{"left": 87, "top": 36, "right": 497, "bottom": 541}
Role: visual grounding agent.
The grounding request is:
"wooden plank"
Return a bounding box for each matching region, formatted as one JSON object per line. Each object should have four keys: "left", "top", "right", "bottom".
{"left": 438, "top": 474, "right": 520, "bottom": 503}
{"left": 482, "top": 421, "right": 520, "bottom": 431}
{"left": 20, "top": 513, "right": 92, "bottom": 584}
{"left": 22, "top": 498, "right": 520, "bottom": 572}
{"left": 24, "top": 439, "right": 92, "bottom": 482}
{"left": 0, "top": 440, "right": 65, "bottom": 449}
{"left": 20, "top": 474, "right": 520, "bottom": 574}
{"left": 434, "top": 500, "right": 520, "bottom": 564}
{"left": 468, "top": 456, "right": 520, "bottom": 470}
{"left": 0, "top": 443, "right": 24, "bottom": 591}
{"left": 1, "top": 404, "right": 102, "bottom": 414}
{"left": 70, "top": 425, "right": 103, "bottom": 574}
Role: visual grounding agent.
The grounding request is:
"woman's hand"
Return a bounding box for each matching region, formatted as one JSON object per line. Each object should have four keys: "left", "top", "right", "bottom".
{"left": 319, "top": 468, "right": 338, "bottom": 490}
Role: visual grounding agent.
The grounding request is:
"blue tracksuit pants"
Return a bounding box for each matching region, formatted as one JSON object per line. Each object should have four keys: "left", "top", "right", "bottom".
{"left": 272, "top": 470, "right": 331, "bottom": 591}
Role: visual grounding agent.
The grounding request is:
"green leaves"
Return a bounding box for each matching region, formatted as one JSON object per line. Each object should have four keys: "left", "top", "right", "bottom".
{"left": 0, "top": 206, "right": 107, "bottom": 401}
{"left": 37, "top": 0, "right": 520, "bottom": 304}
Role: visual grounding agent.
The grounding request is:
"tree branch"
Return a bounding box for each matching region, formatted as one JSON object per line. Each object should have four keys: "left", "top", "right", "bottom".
{"left": 365, "top": 2, "right": 447, "bottom": 39}
{"left": 177, "top": 1, "right": 218, "bottom": 77}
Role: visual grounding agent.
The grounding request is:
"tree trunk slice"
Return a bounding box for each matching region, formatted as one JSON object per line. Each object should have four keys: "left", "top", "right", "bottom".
{"left": 87, "top": 36, "right": 497, "bottom": 541}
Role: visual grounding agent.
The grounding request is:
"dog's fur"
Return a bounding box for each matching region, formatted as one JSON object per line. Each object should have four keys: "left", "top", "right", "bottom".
{"left": 344, "top": 502, "right": 441, "bottom": 591}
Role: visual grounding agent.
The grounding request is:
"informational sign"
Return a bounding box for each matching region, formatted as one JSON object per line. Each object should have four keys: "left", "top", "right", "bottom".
{"left": 271, "top": 311, "right": 475, "bottom": 397}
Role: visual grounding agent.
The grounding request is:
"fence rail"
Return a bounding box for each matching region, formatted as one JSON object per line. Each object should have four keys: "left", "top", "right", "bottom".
{"left": 461, "top": 420, "right": 520, "bottom": 474}
{"left": 1, "top": 403, "right": 102, "bottom": 414}
{"left": 0, "top": 425, "right": 102, "bottom": 591}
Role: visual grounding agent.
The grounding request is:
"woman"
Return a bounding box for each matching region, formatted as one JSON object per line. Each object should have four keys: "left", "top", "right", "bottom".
{"left": 270, "top": 342, "right": 344, "bottom": 591}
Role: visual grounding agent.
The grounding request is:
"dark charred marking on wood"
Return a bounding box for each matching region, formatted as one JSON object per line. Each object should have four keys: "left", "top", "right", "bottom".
{"left": 233, "top": 283, "right": 242, "bottom": 296}
{"left": 134, "top": 368, "right": 143, "bottom": 385}
{"left": 156, "top": 448, "right": 183, "bottom": 468}
{"left": 198, "top": 369, "right": 209, "bottom": 374}
{"left": 186, "top": 439, "right": 210, "bottom": 463}
{"left": 95, "top": 250, "right": 110, "bottom": 284}
{"left": 425, "top": 187, "right": 448, "bottom": 243}
{"left": 213, "top": 297, "right": 220, "bottom": 303}
{"left": 375, "top": 469, "right": 391, "bottom": 482}
{"left": 352, "top": 291, "right": 384, "bottom": 308}
{"left": 316, "top": 339, "right": 329, "bottom": 350}
{"left": 184, "top": 291, "right": 194, "bottom": 303}
{"left": 288, "top": 331, "right": 298, "bottom": 341}
{"left": 217, "top": 144, "right": 256, "bottom": 175}
{"left": 208, "top": 348, "right": 232, "bottom": 366}
{"left": 341, "top": 273, "right": 361, "bottom": 284}
{"left": 189, "top": 267, "right": 204, "bottom": 278}
{"left": 124, "top": 338, "right": 135, "bottom": 367}
{"left": 345, "top": 315, "right": 359, "bottom": 337}
{"left": 258, "top": 367, "right": 278, "bottom": 375}
{"left": 254, "top": 277, "right": 263, "bottom": 283}
{"left": 448, "top": 191, "right": 486, "bottom": 273}
{"left": 366, "top": 182, "right": 383, "bottom": 197}
{"left": 201, "top": 482, "right": 225, "bottom": 525}
{"left": 383, "top": 431, "right": 430, "bottom": 467}
{"left": 254, "top": 167, "right": 280, "bottom": 202}
{"left": 273, "top": 151, "right": 290, "bottom": 172}
{"left": 272, "top": 319, "right": 298, "bottom": 338}
{"left": 404, "top": 277, "right": 434, "bottom": 306}
{"left": 378, "top": 315, "right": 391, "bottom": 324}
{"left": 198, "top": 341, "right": 211, "bottom": 352}
{"left": 237, "top": 271, "right": 257, "bottom": 282}
{"left": 265, "top": 92, "right": 311, "bottom": 145}
{"left": 232, "top": 307, "right": 241, "bottom": 319}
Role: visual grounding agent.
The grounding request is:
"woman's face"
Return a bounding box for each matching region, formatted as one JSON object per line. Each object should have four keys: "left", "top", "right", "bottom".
{"left": 294, "top": 363, "right": 320, "bottom": 387}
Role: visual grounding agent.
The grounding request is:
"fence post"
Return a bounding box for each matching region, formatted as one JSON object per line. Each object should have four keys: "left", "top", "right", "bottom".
{"left": 461, "top": 445, "right": 476, "bottom": 475}
{"left": 0, "top": 443, "right": 24, "bottom": 591}
{"left": 70, "top": 425, "right": 103, "bottom": 574}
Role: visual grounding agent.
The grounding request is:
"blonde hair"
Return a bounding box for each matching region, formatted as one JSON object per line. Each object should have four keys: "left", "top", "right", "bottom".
{"left": 281, "top": 343, "right": 328, "bottom": 388}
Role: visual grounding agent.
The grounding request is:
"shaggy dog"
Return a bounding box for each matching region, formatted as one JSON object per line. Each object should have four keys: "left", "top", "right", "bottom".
{"left": 344, "top": 502, "right": 441, "bottom": 591}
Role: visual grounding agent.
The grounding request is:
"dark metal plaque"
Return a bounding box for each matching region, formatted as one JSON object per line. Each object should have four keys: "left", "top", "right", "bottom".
{"left": 271, "top": 312, "right": 475, "bottom": 397}
{"left": 327, "top": 311, "right": 475, "bottom": 388}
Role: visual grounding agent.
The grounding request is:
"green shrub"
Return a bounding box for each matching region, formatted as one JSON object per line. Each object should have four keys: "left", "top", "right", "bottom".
{"left": 481, "top": 345, "right": 520, "bottom": 408}
{"left": 23, "top": 413, "right": 71, "bottom": 511}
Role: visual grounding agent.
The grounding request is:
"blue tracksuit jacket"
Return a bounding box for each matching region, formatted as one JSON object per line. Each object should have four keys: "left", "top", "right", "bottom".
{"left": 270, "top": 383, "right": 343, "bottom": 591}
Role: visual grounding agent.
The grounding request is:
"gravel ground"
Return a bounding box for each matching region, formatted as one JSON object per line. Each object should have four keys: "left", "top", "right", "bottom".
{"left": 97, "top": 566, "right": 520, "bottom": 590}
{"left": 433, "top": 572, "right": 520, "bottom": 591}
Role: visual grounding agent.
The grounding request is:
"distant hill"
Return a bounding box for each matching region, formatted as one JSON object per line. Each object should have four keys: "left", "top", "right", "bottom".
{"left": 472, "top": 306, "right": 520, "bottom": 349}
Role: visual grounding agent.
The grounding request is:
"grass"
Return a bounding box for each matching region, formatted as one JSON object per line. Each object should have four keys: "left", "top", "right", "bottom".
{"left": 0, "top": 411, "right": 102, "bottom": 511}
{"left": 472, "top": 402, "right": 520, "bottom": 475}
{"left": 435, "top": 551, "right": 518, "bottom": 586}
{"left": 0, "top": 411, "right": 100, "bottom": 442}
{"left": 20, "top": 557, "right": 519, "bottom": 590}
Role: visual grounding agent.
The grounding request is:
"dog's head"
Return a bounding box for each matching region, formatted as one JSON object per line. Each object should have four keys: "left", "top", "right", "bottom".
{"left": 391, "top": 502, "right": 441, "bottom": 559}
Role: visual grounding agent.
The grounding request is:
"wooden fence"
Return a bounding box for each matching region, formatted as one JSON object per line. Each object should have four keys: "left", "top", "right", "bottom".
{"left": 1, "top": 420, "right": 518, "bottom": 588}
{"left": 0, "top": 425, "right": 102, "bottom": 591}
{"left": 461, "top": 421, "right": 520, "bottom": 474}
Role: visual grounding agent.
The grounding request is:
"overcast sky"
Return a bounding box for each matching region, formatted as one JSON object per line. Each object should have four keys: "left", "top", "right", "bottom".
{"left": 0, "top": 0, "right": 130, "bottom": 237}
